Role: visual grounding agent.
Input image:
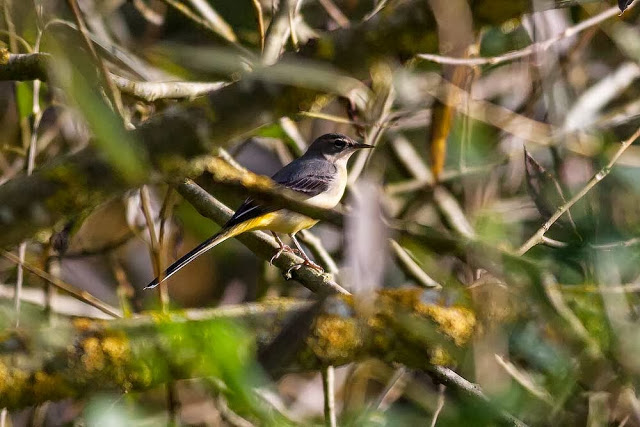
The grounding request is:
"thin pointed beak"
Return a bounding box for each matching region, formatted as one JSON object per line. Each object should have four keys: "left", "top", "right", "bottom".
{"left": 353, "top": 143, "right": 374, "bottom": 149}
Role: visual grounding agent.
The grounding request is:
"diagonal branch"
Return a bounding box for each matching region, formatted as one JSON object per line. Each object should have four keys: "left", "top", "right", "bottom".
{"left": 417, "top": 0, "right": 637, "bottom": 66}
{"left": 175, "top": 179, "right": 349, "bottom": 295}
{"left": 517, "top": 126, "right": 640, "bottom": 255}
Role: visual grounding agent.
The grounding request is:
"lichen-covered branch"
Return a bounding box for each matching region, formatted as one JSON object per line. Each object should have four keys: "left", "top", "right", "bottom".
{"left": 0, "top": 51, "right": 49, "bottom": 81}
{"left": 0, "top": 288, "right": 475, "bottom": 409}
{"left": 0, "top": 52, "right": 226, "bottom": 101}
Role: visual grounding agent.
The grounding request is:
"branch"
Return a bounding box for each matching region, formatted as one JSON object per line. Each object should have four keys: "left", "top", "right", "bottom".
{"left": 175, "top": 179, "right": 349, "bottom": 295}
{"left": 417, "top": 0, "right": 637, "bottom": 66}
{"left": 0, "top": 51, "right": 49, "bottom": 81}
{"left": 0, "top": 288, "right": 475, "bottom": 409}
{"left": 0, "top": 52, "right": 227, "bottom": 101}
{"left": 517, "top": 126, "right": 640, "bottom": 255}
{"left": 110, "top": 75, "right": 227, "bottom": 101}
{"left": 429, "top": 366, "right": 529, "bottom": 427}
{"left": 0, "top": 250, "right": 121, "bottom": 318}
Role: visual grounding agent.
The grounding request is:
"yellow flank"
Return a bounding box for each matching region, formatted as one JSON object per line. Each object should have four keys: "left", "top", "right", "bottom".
{"left": 223, "top": 211, "right": 319, "bottom": 242}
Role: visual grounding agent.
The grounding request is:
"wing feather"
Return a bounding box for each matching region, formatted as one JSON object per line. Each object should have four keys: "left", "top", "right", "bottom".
{"left": 223, "top": 171, "right": 333, "bottom": 229}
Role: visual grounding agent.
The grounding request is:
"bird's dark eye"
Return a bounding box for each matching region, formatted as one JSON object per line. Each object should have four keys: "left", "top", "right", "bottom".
{"left": 334, "top": 139, "right": 347, "bottom": 149}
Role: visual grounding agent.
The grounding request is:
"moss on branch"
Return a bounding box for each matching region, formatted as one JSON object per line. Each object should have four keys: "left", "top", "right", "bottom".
{"left": 0, "top": 288, "right": 474, "bottom": 409}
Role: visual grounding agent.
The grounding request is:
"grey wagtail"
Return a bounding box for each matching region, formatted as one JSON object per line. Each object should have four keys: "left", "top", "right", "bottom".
{"left": 145, "top": 133, "right": 372, "bottom": 289}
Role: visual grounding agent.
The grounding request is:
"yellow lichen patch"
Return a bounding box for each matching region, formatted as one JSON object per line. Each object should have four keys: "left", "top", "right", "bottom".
{"left": 429, "top": 346, "right": 454, "bottom": 366}
{"left": 81, "top": 337, "right": 105, "bottom": 372}
{"left": 0, "top": 48, "right": 8, "bottom": 64}
{"left": 378, "top": 288, "right": 424, "bottom": 311}
{"left": 72, "top": 317, "right": 96, "bottom": 331}
{"left": 33, "top": 371, "right": 72, "bottom": 402}
{"left": 0, "top": 362, "right": 29, "bottom": 407}
{"left": 416, "top": 305, "right": 475, "bottom": 347}
{"left": 147, "top": 310, "right": 173, "bottom": 324}
{"left": 376, "top": 288, "right": 476, "bottom": 347}
{"left": 102, "top": 334, "right": 129, "bottom": 363}
{"left": 306, "top": 315, "right": 362, "bottom": 364}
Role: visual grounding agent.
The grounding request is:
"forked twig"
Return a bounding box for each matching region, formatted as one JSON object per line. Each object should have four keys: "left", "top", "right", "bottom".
{"left": 417, "top": 0, "right": 637, "bottom": 66}
{"left": 1, "top": 250, "right": 121, "bottom": 318}
{"left": 322, "top": 366, "right": 337, "bottom": 427}
{"left": 517, "top": 126, "right": 640, "bottom": 255}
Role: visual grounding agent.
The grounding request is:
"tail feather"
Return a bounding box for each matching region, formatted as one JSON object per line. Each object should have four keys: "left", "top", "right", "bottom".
{"left": 144, "top": 227, "right": 235, "bottom": 290}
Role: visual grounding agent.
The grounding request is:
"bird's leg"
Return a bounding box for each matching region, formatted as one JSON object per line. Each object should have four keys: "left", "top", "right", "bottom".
{"left": 286, "top": 233, "right": 324, "bottom": 274}
{"left": 270, "top": 232, "right": 300, "bottom": 265}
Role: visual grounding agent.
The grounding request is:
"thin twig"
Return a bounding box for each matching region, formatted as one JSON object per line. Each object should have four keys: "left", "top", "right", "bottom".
{"left": 263, "top": 0, "right": 293, "bottom": 65}
{"left": 417, "top": 0, "right": 637, "bottom": 66}
{"left": 372, "top": 366, "right": 408, "bottom": 410}
{"left": 110, "top": 256, "right": 134, "bottom": 318}
{"left": 561, "top": 283, "right": 640, "bottom": 293}
{"left": 385, "top": 162, "right": 505, "bottom": 195}
{"left": 2, "top": 0, "right": 18, "bottom": 53}
{"left": 517, "top": 126, "right": 640, "bottom": 255}
{"left": 495, "top": 355, "right": 554, "bottom": 406}
{"left": 14, "top": 243, "right": 25, "bottom": 326}
{"left": 363, "top": 0, "right": 390, "bottom": 21}
{"left": 1, "top": 250, "right": 121, "bottom": 318}
{"left": 159, "top": 0, "right": 251, "bottom": 58}
{"left": 389, "top": 239, "right": 441, "bottom": 288}
{"left": 288, "top": 0, "right": 300, "bottom": 51}
{"left": 322, "top": 366, "right": 337, "bottom": 427}
{"left": 348, "top": 65, "right": 394, "bottom": 183}
{"left": 185, "top": 0, "right": 237, "bottom": 42}
{"left": 428, "top": 366, "right": 528, "bottom": 427}
{"left": 318, "top": 0, "right": 350, "bottom": 27}
{"left": 158, "top": 186, "right": 175, "bottom": 249}
{"left": 67, "top": 0, "right": 126, "bottom": 120}
{"left": 251, "top": 0, "right": 265, "bottom": 52}
{"left": 430, "top": 384, "right": 446, "bottom": 427}
{"left": 14, "top": 17, "right": 45, "bottom": 327}
{"left": 298, "top": 230, "right": 339, "bottom": 274}
{"left": 278, "top": 117, "right": 307, "bottom": 156}
{"left": 140, "top": 186, "right": 170, "bottom": 311}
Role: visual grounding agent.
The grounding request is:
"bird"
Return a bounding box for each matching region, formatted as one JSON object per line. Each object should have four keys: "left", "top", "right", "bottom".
{"left": 145, "top": 133, "right": 372, "bottom": 290}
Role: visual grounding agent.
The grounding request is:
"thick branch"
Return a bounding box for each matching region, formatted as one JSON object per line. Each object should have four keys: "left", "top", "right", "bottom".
{"left": 0, "top": 52, "right": 227, "bottom": 101}
{"left": 0, "top": 51, "right": 49, "bottom": 81}
{"left": 0, "top": 288, "right": 475, "bottom": 409}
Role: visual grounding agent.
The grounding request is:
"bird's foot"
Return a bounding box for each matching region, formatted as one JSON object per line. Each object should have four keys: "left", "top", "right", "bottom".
{"left": 286, "top": 259, "right": 324, "bottom": 276}
{"left": 269, "top": 245, "right": 300, "bottom": 265}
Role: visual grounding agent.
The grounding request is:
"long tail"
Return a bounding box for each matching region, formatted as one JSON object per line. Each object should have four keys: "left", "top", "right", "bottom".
{"left": 144, "top": 226, "right": 238, "bottom": 289}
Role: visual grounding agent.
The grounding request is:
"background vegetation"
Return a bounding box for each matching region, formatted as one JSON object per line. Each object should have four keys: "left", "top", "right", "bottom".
{"left": 1, "top": 0, "right": 640, "bottom": 425}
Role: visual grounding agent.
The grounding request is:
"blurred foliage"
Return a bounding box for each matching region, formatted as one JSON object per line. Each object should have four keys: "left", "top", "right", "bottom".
{"left": 2, "top": 0, "right": 640, "bottom": 425}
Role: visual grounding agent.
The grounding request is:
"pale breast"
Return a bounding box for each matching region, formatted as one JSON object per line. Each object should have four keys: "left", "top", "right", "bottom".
{"left": 304, "top": 165, "right": 347, "bottom": 209}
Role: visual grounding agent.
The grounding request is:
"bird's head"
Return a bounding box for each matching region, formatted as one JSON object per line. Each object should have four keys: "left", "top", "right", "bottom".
{"left": 305, "top": 133, "right": 373, "bottom": 163}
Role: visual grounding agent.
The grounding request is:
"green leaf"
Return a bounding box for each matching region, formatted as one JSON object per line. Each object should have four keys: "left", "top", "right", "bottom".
{"left": 15, "top": 82, "right": 33, "bottom": 120}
